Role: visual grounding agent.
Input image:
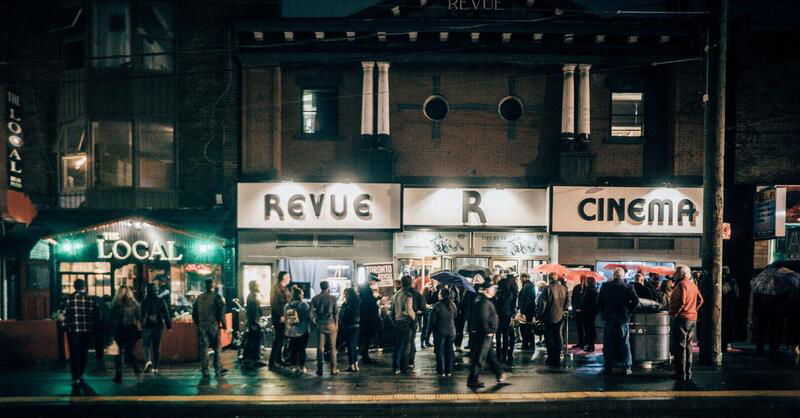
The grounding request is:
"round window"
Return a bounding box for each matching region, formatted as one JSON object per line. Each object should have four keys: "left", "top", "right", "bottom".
{"left": 498, "top": 96, "right": 525, "bottom": 121}
{"left": 423, "top": 95, "right": 450, "bottom": 121}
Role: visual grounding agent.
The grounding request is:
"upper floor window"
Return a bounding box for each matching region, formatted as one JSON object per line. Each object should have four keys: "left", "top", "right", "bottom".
{"left": 93, "top": 121, "right": 133, "bottom": 187}
{"left": 610, "top": 92, "right": 645, "bottom": 138}
{"left": 60, "top": 123, "right": 88, "bottom": 190}
{"left": 301, "top": 88, "right": 338, "bottom": 138}
{"left": 92, "top": 1, "right": 174, "bottom": 71}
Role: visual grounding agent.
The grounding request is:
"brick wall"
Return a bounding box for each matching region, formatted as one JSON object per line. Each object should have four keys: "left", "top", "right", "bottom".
{"left": 241, "top": 62, "right": 705, "bottom": 183}
{"left": 176, "top": 1, "right": 241, "bottom": 208}
{"left": 733, "top": 31, "right": 800, "bottom": 185}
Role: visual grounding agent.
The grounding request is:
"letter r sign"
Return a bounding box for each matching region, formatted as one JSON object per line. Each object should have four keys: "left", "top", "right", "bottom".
{"left": 462, "top": 191, "right": 487, "bottom": 224}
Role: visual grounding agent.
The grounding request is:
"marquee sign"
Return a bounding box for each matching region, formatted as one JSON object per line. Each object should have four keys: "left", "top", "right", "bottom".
{"left": 238, "top": 182, "right": 401, "bottom": 229}
{"left": 472, "top": 232, "right": 549, "bottom": 258}
{"left": 551, "top": 186, "right": 704, "bottom": 235}
{"left": 403, "top": 187, "right": 548, "bottom": 228}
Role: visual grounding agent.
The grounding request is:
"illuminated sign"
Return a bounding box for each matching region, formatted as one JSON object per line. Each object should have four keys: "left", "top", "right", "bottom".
{"left": 402, "top": 188, "right": 548, "bottom": 228}
{"left": 96, "top": 232, "right": 183, "bottom": 262}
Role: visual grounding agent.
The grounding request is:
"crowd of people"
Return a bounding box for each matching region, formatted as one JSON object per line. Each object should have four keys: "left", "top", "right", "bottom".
{"left": 56, "top": 263, "right": 798, "bottom": 389}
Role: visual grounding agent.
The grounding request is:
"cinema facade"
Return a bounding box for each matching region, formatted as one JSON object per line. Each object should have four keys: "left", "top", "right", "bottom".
{"left": 236, "top": 182, "right": 703, "bottom": 297}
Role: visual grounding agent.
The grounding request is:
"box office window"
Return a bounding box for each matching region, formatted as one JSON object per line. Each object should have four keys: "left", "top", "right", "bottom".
{"left": 611, "top": 92, "right": 645, "bottom": 138}
{"left": 301, "top": 88, "right": 338, "bottom": 138}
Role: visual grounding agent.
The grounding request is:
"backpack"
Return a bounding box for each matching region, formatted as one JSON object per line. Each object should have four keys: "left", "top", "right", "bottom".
{"left": 285, "top": 304, "right": 299, "bottom": 329}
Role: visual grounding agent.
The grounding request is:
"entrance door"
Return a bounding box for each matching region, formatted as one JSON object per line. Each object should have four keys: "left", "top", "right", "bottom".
{"left": 490, "top": 259, "right": 520, "bottom": 275}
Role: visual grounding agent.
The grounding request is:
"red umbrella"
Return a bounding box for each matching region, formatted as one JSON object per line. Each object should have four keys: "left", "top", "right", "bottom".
{"left": 533, "top": 263, "right": 570, "bottom": 277}
{"left": 566, "top": 270, "right": 604, "bottom": 282}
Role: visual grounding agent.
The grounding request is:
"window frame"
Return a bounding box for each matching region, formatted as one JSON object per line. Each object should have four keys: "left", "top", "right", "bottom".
{"left": 297, "top": 86, "right": 340, "bottom": 141}
{"left": 607, "top": 90, "right": 646, "bottom": 145}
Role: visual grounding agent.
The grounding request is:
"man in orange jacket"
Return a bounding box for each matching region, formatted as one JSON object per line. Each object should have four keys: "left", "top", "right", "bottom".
{"left": 669, "top": 265, "right": 704, "bottom": 382}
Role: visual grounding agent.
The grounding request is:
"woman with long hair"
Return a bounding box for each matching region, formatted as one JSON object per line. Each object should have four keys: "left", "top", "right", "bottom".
{"left": 430, "top": 287, "right": 457, "bottom": 376}
{"left": 339, "top": 287, "right": 361, "bottom": 372}
{"left": 284, "top": 286, "right": 311, "bottom": 374}
{"left": 110, "top": 285, "right": 141, "bottom": 382}
{"left": 580, "top": 276, "right": 599, "bottom": 352}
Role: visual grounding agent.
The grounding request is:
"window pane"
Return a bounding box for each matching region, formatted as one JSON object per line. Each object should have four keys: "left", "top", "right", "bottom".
{"left": 139, "top": 3, "right": 174, "bottom": 71}
{"left": 301, "top": 89, "right": 337, "bottom": 136}
{"left": 93, "top": 121, "right": 132, "bottom": 187}
{"left": 62, "top": 155, "right": 88, "bottom": 189}
{"left": 139, "top": 123, "right": 174, "bottom": 189}
{"left": 611, "top": 92, "right": 644, "bottom": 137}
{"left": 92, "top": 1, "right": 131, "bottom": 68}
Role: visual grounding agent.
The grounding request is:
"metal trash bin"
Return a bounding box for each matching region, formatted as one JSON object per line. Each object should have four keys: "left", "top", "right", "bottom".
{"left": 629, "top": 311, "right": 670, "bottom": 368}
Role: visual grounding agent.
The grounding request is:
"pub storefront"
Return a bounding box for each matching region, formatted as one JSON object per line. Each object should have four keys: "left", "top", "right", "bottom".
{"left": 398, "top": 187, "right": 551, "bottom": 278}
{"left": 47, "top": 216, "right": 231, "bottom": 309}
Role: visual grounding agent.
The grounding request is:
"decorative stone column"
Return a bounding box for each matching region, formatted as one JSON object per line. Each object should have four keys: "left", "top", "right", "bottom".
{"left": 560, "top": 64, "right": 577, "bottom": 148}
{"left": 360, "top": 61, "right": 375, "bottom": 147}
{"left": 376, "top": 61, "right": 391, "bottom": 149}
{"left": 577, "top": 64, "right": 592, "bottom": 146}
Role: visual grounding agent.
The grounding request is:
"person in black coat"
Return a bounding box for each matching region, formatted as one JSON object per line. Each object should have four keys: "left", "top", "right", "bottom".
{"left": 632, "top": 273, "right": 657, "bottom": 301}
{"left": 339, "top": 287, "right": 360, "bottom": 372}
{"left": 430, "top": 288, "right": 457, "bottom": 376}
{"left": 494, "top": 275, "right": 518, "bottom": 364}
{"left": 517, "top": 274, "right": 536, "bottom": 350}
{"left": 571, "top": 277, "right": 587, "bottom": 349}
{"left": 579, "top": 276, "right": 599, "bottom": 352}
{"left": 141, "top": 283, "right": 172, "bottom": 373}
{"left": 358, "top": 274, "right": 381, "bottom": 363}
{"left": 467, "top": 281, "right": 508, "bottom": 388}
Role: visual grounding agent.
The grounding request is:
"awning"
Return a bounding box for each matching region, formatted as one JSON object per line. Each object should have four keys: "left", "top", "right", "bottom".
{"left": 1, "top": 189, "right": 37, "bottom": 225}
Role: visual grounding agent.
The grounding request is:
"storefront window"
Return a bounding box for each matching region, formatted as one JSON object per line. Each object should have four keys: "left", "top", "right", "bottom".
{"left": 92, "top": 0, "right": 131, "bottom": 68}
{"left": 60, "top": 262, "right": 112, "bottom": 297}
{"left": 139, "top": 123, "right": 174, "bottom": 188}
{"left": 138, "top": 2, "right": 174, "bottom": 71}
{"left": 93, "top": 121, "right": 133, "bottom": 187}
{"left": 242, "top": 264, "right": 272, "bottom": 301}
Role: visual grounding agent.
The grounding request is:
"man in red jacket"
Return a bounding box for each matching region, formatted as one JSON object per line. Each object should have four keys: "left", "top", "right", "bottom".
{"left": 669, "top": 265, "right": 704, "bottom": 382}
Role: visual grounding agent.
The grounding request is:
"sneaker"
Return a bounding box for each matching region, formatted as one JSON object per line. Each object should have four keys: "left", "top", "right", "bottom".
{"left": 216, "top": 368, "right": 229, "bottom": 377}
{"left": 153, "top": 368, "right": 159, "bottom": 374}
{"left": 624, "top": 368, "right": 632, "bottom": 375}
{"left": 497, "top": 372, "right": 509, "bottom": 383}
{"left": 393, "top": 369, "right": 400, "bottom": 375}
{"left": 316, "top": 369, "right": 323, "bottom": 377}
{"left": 445, "top": 373, "right": 452, "bottom": 377}
{"left": 331, "top": 369, "right": 340, "bottom": 376}
{"left": 143, "top": 361, "right": 153, "bottom": 373}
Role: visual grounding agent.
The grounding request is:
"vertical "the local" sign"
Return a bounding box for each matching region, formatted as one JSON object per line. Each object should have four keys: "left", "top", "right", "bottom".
{"left": 1, "top": 87, "right": 23, "bottom": 191}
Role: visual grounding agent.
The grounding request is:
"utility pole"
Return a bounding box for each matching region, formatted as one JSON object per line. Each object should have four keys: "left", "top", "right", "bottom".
{"left": 700, "top": 0, "right": 727, "bottom": 367}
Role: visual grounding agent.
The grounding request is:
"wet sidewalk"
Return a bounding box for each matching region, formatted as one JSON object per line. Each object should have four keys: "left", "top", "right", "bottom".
{"left": 1, "top": 342, "right": 798, "bottom": 398}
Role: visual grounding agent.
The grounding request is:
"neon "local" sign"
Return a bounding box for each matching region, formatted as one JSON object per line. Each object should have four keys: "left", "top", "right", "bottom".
{"left": 96, "top": 232, "right": 183, "bottom": 261}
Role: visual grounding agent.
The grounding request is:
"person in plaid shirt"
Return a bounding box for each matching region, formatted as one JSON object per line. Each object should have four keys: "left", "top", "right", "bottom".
{"left": 59, "top": 279, "right": 99, "bottom": 384}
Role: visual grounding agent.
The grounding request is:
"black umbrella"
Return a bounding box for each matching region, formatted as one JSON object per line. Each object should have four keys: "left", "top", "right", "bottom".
{"left": 456, "top": 265, "right": 491, "bottom": 281}
{"left": 431, "top": 270, "right": 475, "bottom": 293}
{"left": 751, "top": 267, "right": 800, "bottom": 296}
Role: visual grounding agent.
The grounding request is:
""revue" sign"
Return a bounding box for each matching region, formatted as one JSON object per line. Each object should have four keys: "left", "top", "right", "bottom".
{"left": 237, "top": 182, "right": 401, "bottom": 229}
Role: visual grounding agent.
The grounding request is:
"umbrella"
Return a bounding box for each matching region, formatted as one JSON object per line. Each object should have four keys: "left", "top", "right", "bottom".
{"left": 566, "top": 270, "right": 604, "bottom": 282}
{"left": 430, "top": 270, "right": 476, "bottom": 293}
{"left": 457, "top": 265, "right": 491, "bottom": 281}
{"left": 751, "top": 267, "right": 800, "bottom": 296}
{"left": 533, "top": 263, "right": 570, "bottom": 277}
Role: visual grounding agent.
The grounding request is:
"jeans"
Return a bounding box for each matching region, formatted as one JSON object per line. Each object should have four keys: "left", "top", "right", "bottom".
{"left": 468, "top": 332, "right": 502, "bottom": 383}
{"left": 603, "top": 316, "right": 632, "bottom": 370}
{"left": 342, "top": 326, "right": 360, "bottom": 366}
{"left": 142, "top": 327, "right": 164, "bottom": 368}
{"left": 575, "top": 312, "right": 586, "bottom": 347}
{"left": 583, "top": 312, "right": 597, "bottom": 350}
{"left": 198, "top": 324, "right": 221, "bottom": 374}
{"left": 316, "top": 324, "right": 338, "bottom": 373}
{"left": 496, "top": 316, "right": 515, "bottom": 363}
{"left": 67, "top": 332, "right": 91, "bottom": 380}
{"left": 434, "top": 333, "right": 455, "bottom": 374}
{"left": 520, "top": 312, "right": 535, "bottom": 349}
{"left": 671, "top": 318, "right": 697, "bottom": 379}
{"left": 454, "top": 312, "right": 466, "bottom": 349}
{"left": 288, "top": 333, "right": 309, "bottom": 367}
{"left": 359, "top": 323, "right": 376, "bottom": 360}
{"left": 93, "top": 325, "right": 106, "bottom": 361}
{"left": 421, "top": 308, "right": 433, "bottom": 346}
{"left": 269, "top": 322, "right": 286, "bottom": 367}
{"left": 392, "top": 319, "right": 413, "bottom": 372}
{"left": 544, "top": 321, "right": 563, "bottom": 365}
